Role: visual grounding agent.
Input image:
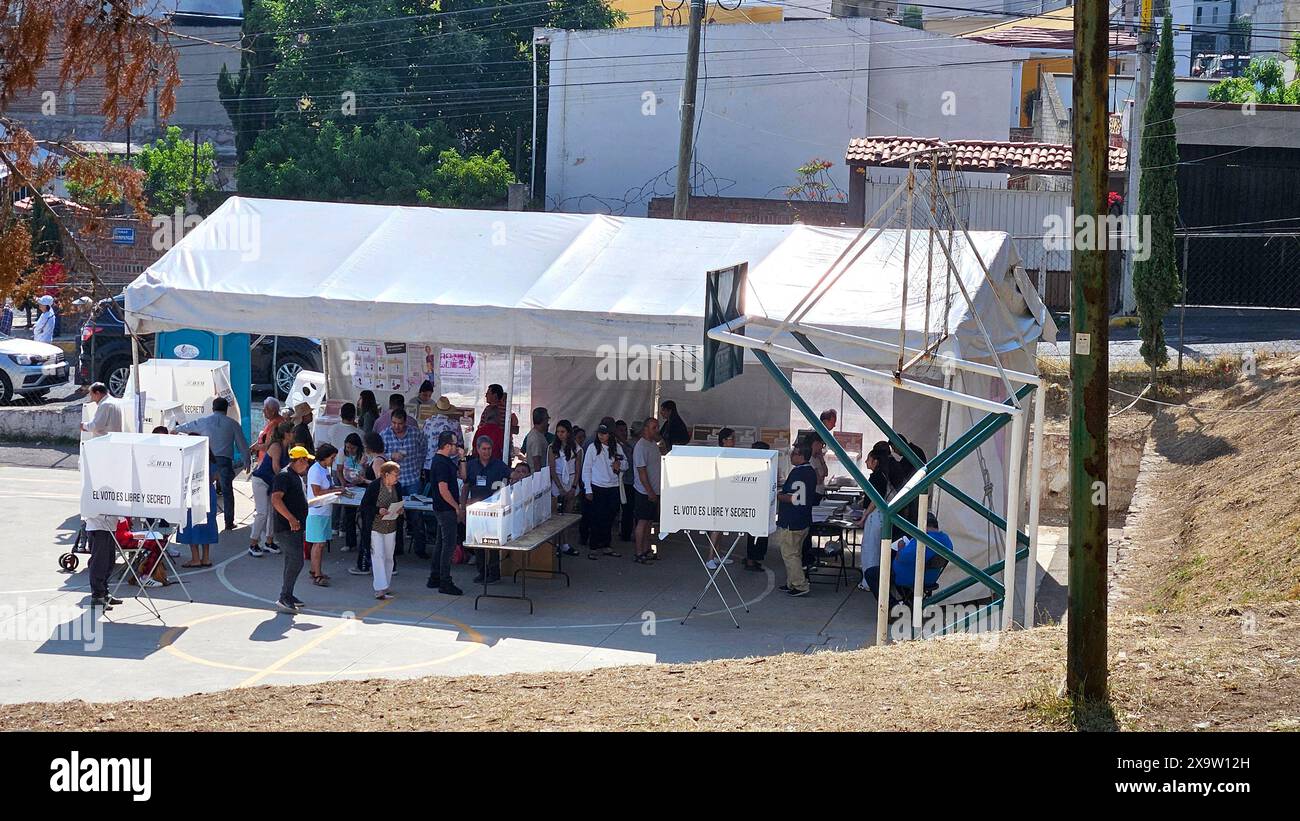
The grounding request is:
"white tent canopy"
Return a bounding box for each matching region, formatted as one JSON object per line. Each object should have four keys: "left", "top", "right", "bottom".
{"left": 125, "top": 197, "right": 1051, "bottom": 364}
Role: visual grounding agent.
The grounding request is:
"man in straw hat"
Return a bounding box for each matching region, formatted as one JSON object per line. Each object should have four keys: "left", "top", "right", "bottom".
{"left": 290, "top": 401, "right": 315, "bottom": 452}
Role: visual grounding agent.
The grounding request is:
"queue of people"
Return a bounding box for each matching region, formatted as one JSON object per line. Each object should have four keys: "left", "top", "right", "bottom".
{"left": 82, "top": 384, "right": 949, "bottom": 618}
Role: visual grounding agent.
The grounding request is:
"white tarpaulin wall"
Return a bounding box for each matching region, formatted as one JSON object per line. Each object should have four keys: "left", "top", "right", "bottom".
{"left": 81, "top": 432, "right": 210, "bottom": 522}
{"left": 124, "top": 359, "right": 240, "bottom": 426}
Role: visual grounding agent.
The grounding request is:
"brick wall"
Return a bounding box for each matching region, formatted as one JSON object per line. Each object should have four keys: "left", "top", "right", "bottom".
{"left": 647, "top": 196, "right": 849, "bottom": 226}
{"left": 72, "top": 216, "right": 163, "bottom": 292}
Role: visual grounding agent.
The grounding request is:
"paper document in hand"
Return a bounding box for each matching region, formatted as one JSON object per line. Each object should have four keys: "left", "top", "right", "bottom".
{"left": 383, "top": 501, "right": 405, "bottom": 520}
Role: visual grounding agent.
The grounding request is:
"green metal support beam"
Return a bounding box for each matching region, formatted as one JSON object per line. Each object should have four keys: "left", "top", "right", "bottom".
{"left": 884, "top": 386, "right": 1032, "bottom": 516}
{"left": 926, "top": 545, "right": 1029, "bottom": 606}
{"left": 789, "top": 332, "right": 1032, "bottom": 549}
{"left": 753, "top": 347, "right": 1008, "bottom": 602}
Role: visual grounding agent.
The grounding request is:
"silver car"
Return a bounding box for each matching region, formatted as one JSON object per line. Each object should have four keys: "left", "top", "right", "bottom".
{"left": 0, "top": 332, "right": 70, "bottom": 403}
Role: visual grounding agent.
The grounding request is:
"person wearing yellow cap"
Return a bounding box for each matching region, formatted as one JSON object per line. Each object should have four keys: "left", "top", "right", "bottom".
{"left": 270, "top": 445, "right": 315, "bottom": 612}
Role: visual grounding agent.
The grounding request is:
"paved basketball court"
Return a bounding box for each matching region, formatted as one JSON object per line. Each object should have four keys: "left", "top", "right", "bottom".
{"left": 1, "top": 461, "right": 919, "bottom": 705}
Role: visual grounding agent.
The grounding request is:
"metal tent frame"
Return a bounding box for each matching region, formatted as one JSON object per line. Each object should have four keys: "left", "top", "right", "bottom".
{"left": 706, "top": 150, "right": 1047, "bottom": 645}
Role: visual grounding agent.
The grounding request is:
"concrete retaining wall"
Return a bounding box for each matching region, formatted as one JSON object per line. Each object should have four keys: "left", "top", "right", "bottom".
{"left": 1039, "top": 429, "right": 1146, "bottom": 514}
{"left": 0, "top": 403, "right": 82, "bottom": 442}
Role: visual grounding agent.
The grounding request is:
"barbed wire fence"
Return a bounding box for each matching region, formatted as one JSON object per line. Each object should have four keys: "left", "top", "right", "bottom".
{"left": 1012, "top": 232, "right": 1300, "bottom": 371}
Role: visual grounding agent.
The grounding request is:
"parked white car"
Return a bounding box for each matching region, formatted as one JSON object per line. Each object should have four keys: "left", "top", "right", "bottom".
{"left": 0, "top": 332, "right": 69, "bottom": 403}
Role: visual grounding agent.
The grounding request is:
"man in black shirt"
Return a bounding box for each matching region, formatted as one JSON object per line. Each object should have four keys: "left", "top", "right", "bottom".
{"left": 425, "top": 431, "right": 463, "bottom": 595}
{"left": 271, "top": 445, "right": 314, "bottom": 612}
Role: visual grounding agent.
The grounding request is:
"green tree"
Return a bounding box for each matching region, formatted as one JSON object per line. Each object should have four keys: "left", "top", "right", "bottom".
{"left": 420, "top": 148, "right": 515, "bottom": 207}
{"left": 134, "top": 126, "right": 218, "bottom": 214}
{"left": 238, "top": 117, "right": 515, "bottom": 206}
{"left": 1207, "top": 40, "right": 1300, "bottom": 104}
{"left": 1133, "top": 16, "right": 1183, "bottom": 380}
{"left": 218, "top": 0, "right": 278, "bottom": 162}
{"left": 902, "top": 6, "right": 923, "bottom": 29}
{"left": 237, "top": 0, "right": 621, "bottom": 183}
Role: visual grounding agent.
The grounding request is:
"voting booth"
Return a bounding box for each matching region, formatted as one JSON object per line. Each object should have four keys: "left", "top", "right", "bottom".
{"left": 661, "top": 445, "right": 780, "bottom": 627}
{"left": 124, "top": 359, "right": 240, "bottom": 427}
{"left": 286, "top": 369, "right": 327, "bottom": 412}
{"left": 82, "top": 396, "right": 185, "bottom": 439}
{"left": 80, "top": 432, "right": 207, "bottom": 618}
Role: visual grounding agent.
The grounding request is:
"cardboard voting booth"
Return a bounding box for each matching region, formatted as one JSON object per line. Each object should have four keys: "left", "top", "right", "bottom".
{"left": 79, "top": 432, "right": 207, "bottom": 619}
{"left": 124, "top": 359, "right": 240, "bottom": 427}
{"left": 81, "top": 432, "right": 210, "bottom": 522}
{"left": 661, "top": 445, "right": 781, "bottom": 628}
{"left": 661, "top": 446, "right": 779, "bottom": 538}
{"left": 82, "top": 396, "right": 185, "bottom": 439}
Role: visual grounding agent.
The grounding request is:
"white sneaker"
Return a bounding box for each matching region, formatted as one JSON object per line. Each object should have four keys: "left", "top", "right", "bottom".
{"left": 705, "top": 558, "right": 719, "bottom": 571}
{"left": 167, "top": 547, "right": 181, "bottom": 558}
{"left": 143, "top": 577, "right": 163, "bottom": 588}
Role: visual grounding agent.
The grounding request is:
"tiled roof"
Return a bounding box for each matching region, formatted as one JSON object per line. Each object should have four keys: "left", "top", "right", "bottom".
{"left": 845, "top": 136, "right": 1128, "bottom": 175}
{"left": 966, "top": 26, "right": 1137, "bottom": 51}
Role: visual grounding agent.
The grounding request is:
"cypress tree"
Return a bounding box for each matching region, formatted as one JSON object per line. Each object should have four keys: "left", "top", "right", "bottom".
{"left": 1133, "top": 15, "right": 1182, "bottom": 381}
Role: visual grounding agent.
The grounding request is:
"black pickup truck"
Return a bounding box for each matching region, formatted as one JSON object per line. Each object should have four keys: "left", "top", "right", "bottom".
{"left": 77, "top": 295, "right": 322, "bottom": 398}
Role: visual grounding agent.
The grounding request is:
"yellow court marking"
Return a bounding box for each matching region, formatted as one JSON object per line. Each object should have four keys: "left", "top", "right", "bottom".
{"left": 236, "top": 599, "right": 394, "bottom": 688}
{"left": 159, "top": 605, "right": 485, "bottom": 678}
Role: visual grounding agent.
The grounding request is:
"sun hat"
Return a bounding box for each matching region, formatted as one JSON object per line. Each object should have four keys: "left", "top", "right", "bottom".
{"left": 291, "top": 401, "right": 313, "bottom": 421}
{"left": 434, "top": 396, "right": 456, "bottom": 413}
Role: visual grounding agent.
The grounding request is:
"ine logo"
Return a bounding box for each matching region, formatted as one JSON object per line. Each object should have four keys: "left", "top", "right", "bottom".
{"left": 50, "top": 752, "right": 152, "bottom": 802}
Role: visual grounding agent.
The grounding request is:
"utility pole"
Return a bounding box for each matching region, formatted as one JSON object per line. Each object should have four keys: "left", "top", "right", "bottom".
{"left": 1068, "top": 0, "right": 1111, "bottom": 704}
{"left": 672, "top": 0, "right": 706, "bottom": 220}
{"left": 1121, "top": 0, "right": 1155, "bottom": 314}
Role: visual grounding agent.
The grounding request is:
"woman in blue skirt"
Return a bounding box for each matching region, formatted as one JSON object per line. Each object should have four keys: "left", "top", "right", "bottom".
{"left": 178, "top": 445, "right": 220, "bottom": 568}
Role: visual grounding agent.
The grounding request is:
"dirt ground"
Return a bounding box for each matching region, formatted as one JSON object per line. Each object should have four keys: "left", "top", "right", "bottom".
{"left": 4, "top": 357, "right": 1298, "bottom": 732}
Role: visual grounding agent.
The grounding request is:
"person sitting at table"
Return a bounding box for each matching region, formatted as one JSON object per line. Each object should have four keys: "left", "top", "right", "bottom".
{"left": 863, "top": 511, "right": 953, "bottom": 608}
{"left": 359, "top": 461, "right": 403, "bottom": 600}
{"left": 116, "top": 516, "right": 169, "bottom": 588}
{"left": 462, "top": 435, "right": 510, "bottom": 585}
{"left": 856, "top": 443, "right": 891, "bottom": 590}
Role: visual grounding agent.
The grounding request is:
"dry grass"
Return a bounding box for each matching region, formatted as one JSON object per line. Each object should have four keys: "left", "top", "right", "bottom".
{"left": 1122, "top": 357, "right": 1300, "bottom": 613}
{"left": 2, "top": 606, "right": 1296, "bottom": 732}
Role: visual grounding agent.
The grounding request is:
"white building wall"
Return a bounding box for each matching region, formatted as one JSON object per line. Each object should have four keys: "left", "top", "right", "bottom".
{"left": 543, "top": 19, "right": 1027, "bottom": 215}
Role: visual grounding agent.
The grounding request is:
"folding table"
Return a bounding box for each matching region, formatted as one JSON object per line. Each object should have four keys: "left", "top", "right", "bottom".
{"left": 465, "top": 513, "right": 579, "bottom": 614}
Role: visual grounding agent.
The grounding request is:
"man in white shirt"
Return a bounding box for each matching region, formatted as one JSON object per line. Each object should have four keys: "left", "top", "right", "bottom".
{"left": 32, "top": 295, "right": 56, "bottom": 344}
{"left": 80, "top": 383, "right": 123, "bottom": 438}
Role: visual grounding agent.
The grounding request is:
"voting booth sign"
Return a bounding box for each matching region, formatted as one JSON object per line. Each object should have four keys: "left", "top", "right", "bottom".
{"left": 661, "top": 446, "right": 779, "bottom": 537}
{"left": 80, "top": 432, "right": 210, "bottom": 521}
{"left": 124, "top": 359, "right": 240, "bottom": 426}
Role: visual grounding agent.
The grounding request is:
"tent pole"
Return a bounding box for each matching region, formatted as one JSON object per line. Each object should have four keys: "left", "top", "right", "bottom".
{"left": 1001, "top": 410, "right": 1027, "bottom": 630}
{"left": 912, "top": 492, "right": 928, "bottom": 638}
{"left": 1024, "top": 382, "right": 1046, "bottom": 627}
{"left": 507, "top": 345, "right": 516, "bottom": 462}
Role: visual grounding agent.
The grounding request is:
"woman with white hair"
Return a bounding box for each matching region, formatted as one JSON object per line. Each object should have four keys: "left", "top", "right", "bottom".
{"left": 33, "top": 295, "right": 56, "bottom": 344}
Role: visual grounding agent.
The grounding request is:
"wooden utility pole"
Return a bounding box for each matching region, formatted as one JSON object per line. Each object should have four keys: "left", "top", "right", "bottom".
{"left": 672, "top": 0, "right": 706, "bottom": 219}
{"left": 1068, "top": 0, "right": 1111, "bottom": 703}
